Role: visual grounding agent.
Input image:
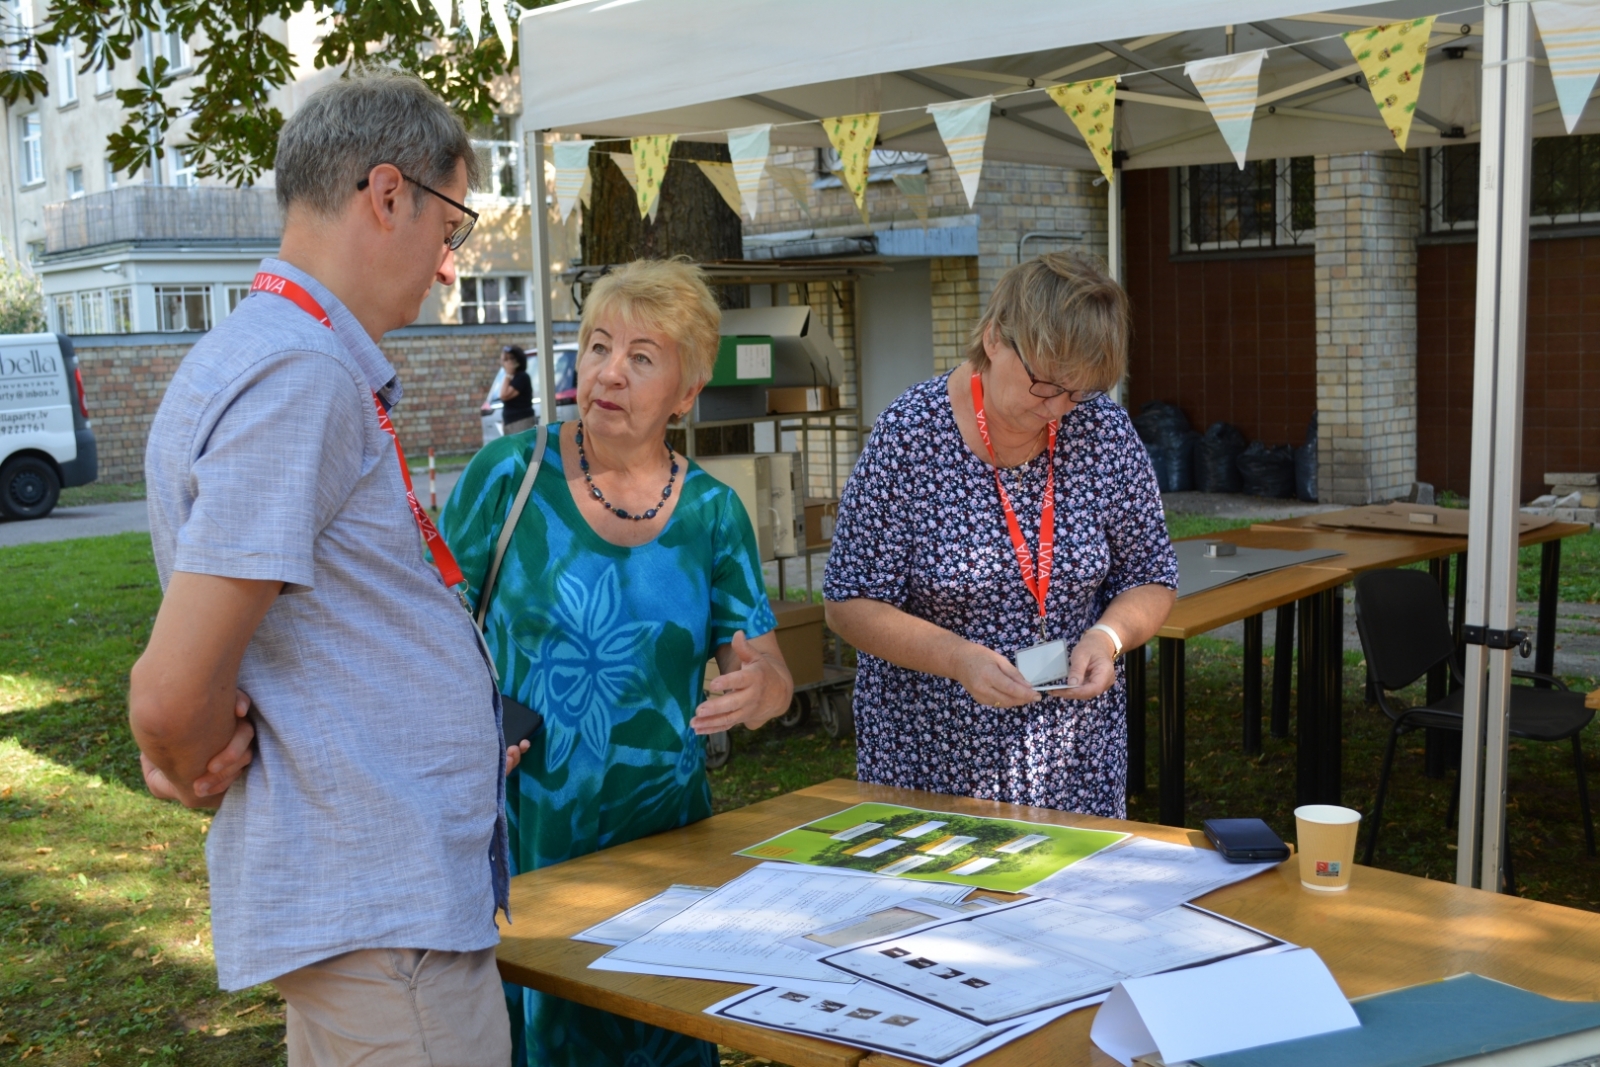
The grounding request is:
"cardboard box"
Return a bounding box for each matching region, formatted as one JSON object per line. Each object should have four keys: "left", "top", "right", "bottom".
{"left": 708, "top": 335, "right": 775, "bottom": 387}
{"left": 804, "top": 497, "right": 839, "bottom": 547}
{"left": 768, "top": 452, "right": 804, "bottom": 557}
{"left": 695, "top": 454, "right": 775, "bottom": 561}
{"left": 769, "top": 597, "right": 826, "bottom": 688}
{"left": 767, "top": 386, "right": 842, "bottom": 414}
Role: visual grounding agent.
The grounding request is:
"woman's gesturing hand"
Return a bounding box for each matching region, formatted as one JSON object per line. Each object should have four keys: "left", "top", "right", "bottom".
{"left": 692, "top": 631, "right": 794, "bottom": 735}
{"left": 955, "top": 642, "right": 1040, "bottom": 708}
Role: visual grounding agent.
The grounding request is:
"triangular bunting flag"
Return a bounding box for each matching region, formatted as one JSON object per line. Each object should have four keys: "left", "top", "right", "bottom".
{"left": 1532, "top": 1, "right": 1600, "bottom": 134}
{"left": 892, "top": 172, "right": 929, "bottom": 226}
{"left": 822, "top": 112, "right": 880, "bottom": 213}
{"left": 459, "top": 0, "right": 482, "bottom": 44}
{"left": 1344, "top": 17, "right": 1436, "bottom": 151}
{"left": 1184, "top": 50, "right": 1267, "bottom": 168}
{"left": 551, "top": 140, "right": 592, "bottom": 223}
{"left": 428, "top": 0, "right": 453, "bottom": 33}
{"left": 1045, "top": 80, "right": 1117, "bottom": 182}
{"left": 629, "top": 134, "right": 676, "bottom": 219}
{"left": 610, "top": 152, "right": 638, "bottom": 192}
{"left": 578, "top": 169, "right": 592, "bottom": 209}
{"left": 832, "top": 172, "right": 870, "bottom": 225}
{"left": 695, "top": 161, "right": 744, "bottom": 217}
{"left": 485, "top": 0, "right": 513, "bottom": 57}
{"left": 768, "top": 164, "right": 813, "bottom": 218}
{"left": 727, "top": 124, "right": 771, "bottom": 220}
{"left": 926, "top": 97, "right": 992, "bottom": 208}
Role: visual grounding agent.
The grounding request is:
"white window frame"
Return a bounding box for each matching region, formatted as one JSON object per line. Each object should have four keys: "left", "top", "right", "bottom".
{"left": 223, "top": 284, "right": 251, "bottom": 316}
{"left": 469, "top": 139, "right": 525, "bottom": 203}
{"left": 109, "top": 287, "right": 133, "bottom": 333}
{"left": 66, "top": 165, "right": 84, "bottom": 198}
{"left": 154, "top": 284, "right": 213, "bottom": 332}
{"left": 20, "top": 113, "right": 43, "bottom": 186}
{"left": 458, "top": 274, "right": 530, "bottom": 325}
{"left": 14, "top": 0, "right": 37, "bottom": 71}
{"left": 169, "top": 146, "right": 197, "bottom": 187}
{"left": 51, "top": 292, "right": 75, "bottom": 333}
{"left": 94, "top": 61, "right": 112, "bottom": 96}
{"left": 57, "top": 35, "right": 77, "bottom": 104}
{"left": 147, "top": 16, "right": 189, "bottom": 73}
{"left": 76, "top": 289, "right": 106, "bottom": 333}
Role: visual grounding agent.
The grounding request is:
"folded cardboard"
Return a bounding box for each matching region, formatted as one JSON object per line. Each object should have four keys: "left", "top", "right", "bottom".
{"left": 767, "top": 386, "right": 841, "bottom": 414}
{"left": 769, "top": 597, "right": 826, "bottom": 688}
{"left": 696, "top": 454, "right": 775, "bottom": 561}
{"left": 708, "top": 335, "right": 775, "bottom": 387}
{"left": 804, "top": 498, "right": 839, "bottom": 547}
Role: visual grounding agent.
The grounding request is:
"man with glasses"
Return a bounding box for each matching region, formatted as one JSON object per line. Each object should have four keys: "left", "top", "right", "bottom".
{"left": 132, "top": 72, "right": 518, "bottom": 1065}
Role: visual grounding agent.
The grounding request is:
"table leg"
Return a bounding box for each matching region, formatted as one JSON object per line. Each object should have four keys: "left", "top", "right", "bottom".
{"left": 1158, "top": 636, "right": 1185, "bottom": 827}
{"left": 1243, "top": 613, "right": 1263, "bottom": 755}
{"left": 1426, "top": 555, "right": 1450, "bottom": 779}
{"left": 1126, "top": 644, "right": 1147, "bottom": 797}
{"left": 1536, "top": 539, "right": 1561, "bottom": 687}
{"left": 1296, "top": 595, "right": 1321, "bottom": 809}
{"left": 1271, "top": 604, "right": 1294, "bottom": 739}
{"left": 1320, "top": 587, "right": 1344, "bottom": 805}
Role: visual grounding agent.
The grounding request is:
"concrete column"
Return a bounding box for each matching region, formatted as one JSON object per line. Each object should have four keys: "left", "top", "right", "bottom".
{"left": 1314, "top": 151, "right": 1420, "bottom": 504}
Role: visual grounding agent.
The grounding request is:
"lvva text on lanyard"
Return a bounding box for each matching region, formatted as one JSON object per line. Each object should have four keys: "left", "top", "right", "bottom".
{"left": 970, "top": 371, "right": 1056, "bottom": 643}
{"left": 249, "top": 271, "right": 466, "bottom": 590}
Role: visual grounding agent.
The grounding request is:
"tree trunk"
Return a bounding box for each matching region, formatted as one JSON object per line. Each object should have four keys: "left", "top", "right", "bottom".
{"left": 581, "top": 139, "right": 746, "bottom": 308}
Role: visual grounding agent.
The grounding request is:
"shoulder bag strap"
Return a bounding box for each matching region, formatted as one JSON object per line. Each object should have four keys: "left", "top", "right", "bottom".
{"left": 476, "top": 424, "right": 549, "bottom": 630}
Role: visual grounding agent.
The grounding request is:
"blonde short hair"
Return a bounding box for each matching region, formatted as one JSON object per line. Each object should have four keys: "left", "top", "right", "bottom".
{"left": 966, "top": 253, "right": 1129, "bottom": 392}
{"left": 578, "top": 259, "right": 722, "bottom": 387}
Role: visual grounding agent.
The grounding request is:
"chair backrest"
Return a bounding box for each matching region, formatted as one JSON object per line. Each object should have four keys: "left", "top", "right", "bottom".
{"left": 1353, "top": 569, "right": 1458, "bottom": 692}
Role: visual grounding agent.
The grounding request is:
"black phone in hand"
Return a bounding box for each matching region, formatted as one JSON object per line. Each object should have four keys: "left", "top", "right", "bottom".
{"left": 500, "top": 694, "right": 543, "bottom": 750}
{"left": 1203, "top": 818, "right": 1291, "bottom": 863}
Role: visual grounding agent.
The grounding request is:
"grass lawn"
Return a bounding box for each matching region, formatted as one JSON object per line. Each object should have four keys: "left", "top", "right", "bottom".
{"left": 2, "top": 526, "right": 1597, "bottom": 1066}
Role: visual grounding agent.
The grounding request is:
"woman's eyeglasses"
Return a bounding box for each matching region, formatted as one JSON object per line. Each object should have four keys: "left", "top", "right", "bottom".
{"left": 1014, "top": 347, "right": 1104, "bottom": 404}
{"left": 357, "top": 169, "right": 479, "bottom": 251}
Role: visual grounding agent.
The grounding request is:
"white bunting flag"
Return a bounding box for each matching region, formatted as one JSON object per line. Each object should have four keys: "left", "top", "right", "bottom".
{"left": 926, "top": 97, "right": 992, "bottom": 207}
{"left": 551, "top": 140, "right": 592, "bottom": 223}
{"left": 696, "top": 161, "right": 745, "bottom": 217}
{"left": 459, "top": 0, "right": 482, "bottom": 44}
{"left": 727, "top": 124, "right": 772, "bottom": 220}
{"left": 1185, "top": 49, "right": 1268, "bottom": 168}
{"left": 768, "top": 164, "right": 813, "bottom": 218}
{"left": 892, "top": 172, "right": 929, "bottom": 226}
{"left": 428, "top": 0, "right": 453, "bottom": 33}
{"left": 486, "top": 0, "right": 513, "bottom": 57}
{"left": 1533, "top": 1, "right": 1600, "bottom": 133}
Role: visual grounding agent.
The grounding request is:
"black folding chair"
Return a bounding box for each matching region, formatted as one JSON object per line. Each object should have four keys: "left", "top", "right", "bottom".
{"left": 1353, "top": 569, "right": 1595, "bottom": 870}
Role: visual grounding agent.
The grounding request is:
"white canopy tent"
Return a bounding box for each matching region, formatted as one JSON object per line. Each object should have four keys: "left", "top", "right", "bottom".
{"left": 517, "top": 0, "right": 1583, "bottom": 891}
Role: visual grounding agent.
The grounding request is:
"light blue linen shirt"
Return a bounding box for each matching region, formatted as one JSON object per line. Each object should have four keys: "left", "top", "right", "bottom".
{"left": 145, "top": 258, "right": 509, "bottom": 990}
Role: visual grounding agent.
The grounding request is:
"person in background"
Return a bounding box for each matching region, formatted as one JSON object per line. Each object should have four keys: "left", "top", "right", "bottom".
{"left": 130, "top": 72, "right": 525, "bottom": 1066}
{"left": 824, "top": 253, "right": 1177, "bottom": 819}
{"left": 500, "top": 344, "right": 537, "bottom": 435}
{"left": 441, "top": 258, "right": 794, "bottom": 1067}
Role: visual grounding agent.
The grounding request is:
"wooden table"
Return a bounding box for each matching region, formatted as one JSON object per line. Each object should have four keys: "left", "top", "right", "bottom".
{"left": 497, "top": 779, "right": 1600, "bottom": 1067}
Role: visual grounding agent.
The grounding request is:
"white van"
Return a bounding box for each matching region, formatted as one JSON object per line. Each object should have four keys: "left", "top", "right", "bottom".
{"left": 0, "top": 333, "right": 97, "bottom": 520}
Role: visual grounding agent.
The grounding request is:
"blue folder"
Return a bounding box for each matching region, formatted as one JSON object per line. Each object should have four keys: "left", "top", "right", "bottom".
{"left": 1194, "top": 973, "right": 1600, "bottom": 1067}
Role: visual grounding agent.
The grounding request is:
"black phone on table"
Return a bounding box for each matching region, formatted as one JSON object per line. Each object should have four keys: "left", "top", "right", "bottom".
{"left": 1203, "top": 818, "right": 1291, "bottom": 863}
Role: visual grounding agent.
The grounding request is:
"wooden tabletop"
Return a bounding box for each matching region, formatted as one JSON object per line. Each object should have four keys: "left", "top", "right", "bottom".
{"left": 496, "top": 779, "right": 1600, "bottom": 1067}
{"left": 1261, "top": 515, "right": 1589, "bottom": 551}
{"left": 1157, "top": 561, "right": 1352, "bottom": 640}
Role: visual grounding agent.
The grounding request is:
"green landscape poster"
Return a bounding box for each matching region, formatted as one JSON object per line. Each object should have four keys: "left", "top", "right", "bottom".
{"left": 736, "top": 802, "right": 1127, "bottom": 893}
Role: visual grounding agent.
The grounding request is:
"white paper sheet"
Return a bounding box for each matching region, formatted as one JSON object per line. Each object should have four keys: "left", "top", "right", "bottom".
{"left": 821, "top": 897, "right": 1281, "bottom": 1024}
{"left": 592, "top": 863, "right": 970, "bottom": 988}
{"left": 1090, "top": 947, "right": 1358, "bottom": 1066}
{"left": 570, "top": 884, "right": 717, "bottom": 947}
{"left": 1026, "top": 837, "right": 1279, "bottom": 919}
{"left": 707, "top": 981, "right": 1105, "bottom": 1067}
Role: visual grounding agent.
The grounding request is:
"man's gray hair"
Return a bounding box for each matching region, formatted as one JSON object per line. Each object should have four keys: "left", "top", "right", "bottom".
{"left": 275, "top": 70, "right": 480, "bottom": 218}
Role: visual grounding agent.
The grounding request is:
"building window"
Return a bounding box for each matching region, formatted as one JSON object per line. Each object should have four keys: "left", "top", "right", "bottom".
{"left": 52, "top": 293, "right": 75, "bottom": 333}
{"left": 459, "top": 275, "right": 528, "bottom": 324}
{"left": 470, "top": 140, "right": 523, "bottom": 201}
{"left": 76, "top": 289, "right": 106, "bottom": 333}
{"left": 57, "top": 36, "right": 77, "bottom": 104}
{"left": 26, "top": 240, "right": 44, "bottom": 265}
{"left": 13, "top": 0, "right": 36, "bottom": 71}
{"left": 148, "top": 21, "right": 188, "bottom": 72}
{"left": 66, "top": 165, "right": 84, "bottom": 198}
{"left": 224, "top": 284, "right": 251, "bottom": 314}
{"left": 814, "top": 148, "right": 927, "bottom": 189}
{"left": 169, "top": 146, "right": 196, "bottom": 187}
{"left": 155, "top": 285, "right": 212, "bottom": 331}
{"left": 1176, "top": 157, "right": 1315, "bottom": 252}
{"left": 94, "top": 62, "right": 112, "bottom": 96}
{"left": 19, "top": 113, "right": 43, "bottom": 186}
{"left": 105, "top": 160, "right": 119, "bottom": 189}
{"left": 1425, "top": 137, "right": 1600, "bottom": 233}
{"left": 109, "top": 287, "right": 133, "bottom": 333}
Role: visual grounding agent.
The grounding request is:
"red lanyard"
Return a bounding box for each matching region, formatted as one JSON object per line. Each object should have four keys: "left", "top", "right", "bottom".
{"left": 251, "top": 272, "right": 465, "bottom": 590}
{"left": 971, "top": 372, "right": 1056, "bottom": 638}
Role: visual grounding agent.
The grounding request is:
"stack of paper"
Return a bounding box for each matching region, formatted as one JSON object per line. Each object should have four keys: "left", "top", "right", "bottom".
{"left": 1026, "top": 837, "right": 1280, "bottom": 919}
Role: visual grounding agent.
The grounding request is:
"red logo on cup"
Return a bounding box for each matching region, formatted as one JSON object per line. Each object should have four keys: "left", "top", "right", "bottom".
{"left": 1315, "top": 861, "right": 1341, "bottom": 877}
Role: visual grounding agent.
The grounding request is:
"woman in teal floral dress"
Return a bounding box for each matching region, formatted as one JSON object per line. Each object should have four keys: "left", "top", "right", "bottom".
{"left": 441, "top": 260, "right": 794, "bottom": 1067}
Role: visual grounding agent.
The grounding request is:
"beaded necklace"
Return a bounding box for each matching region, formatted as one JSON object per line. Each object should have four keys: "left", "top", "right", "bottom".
{"left": 575, "top": 421, "right": 679, "bottom": 521}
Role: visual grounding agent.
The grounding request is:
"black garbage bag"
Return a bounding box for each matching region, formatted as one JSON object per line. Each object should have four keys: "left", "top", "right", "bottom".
{"left": 1159, "top": 429, "right": 1199, "bottom": 492}
{"left": 1133, "top": 401, "right": 1191, "bottom": 447}
{"left": 1194, "top": 422, "right": 1248, "bottom": 493}
{"left": 1237, "top": 441, "right": 1297, "bottom": 498}
{"left": 1294, "top": 413, "right": 1318, "bottom": 502}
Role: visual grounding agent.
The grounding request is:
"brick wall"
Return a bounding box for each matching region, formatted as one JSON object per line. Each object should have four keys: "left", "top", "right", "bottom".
{"left": 1314, "top": 152, "right": 1421, "bottom": 504}
{"left": 1121, "top": 168, "right": 1318, "bottom": 447}
{"left": 931, "top": 256, "right": 981, "bottom": 373}
{"left": 1418, "top": 235, "right": 1600, "bottom": 497}
{"left": 73, "top": 325, "right": 559, "bottom": 483}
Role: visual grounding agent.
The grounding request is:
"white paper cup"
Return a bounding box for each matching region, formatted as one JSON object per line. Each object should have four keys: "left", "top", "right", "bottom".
{"left": 1294, "top": 805, "right": 1362, "bottom": 891}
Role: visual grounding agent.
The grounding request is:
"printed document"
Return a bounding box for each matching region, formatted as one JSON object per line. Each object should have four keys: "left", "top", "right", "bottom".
{"left": 1026, "top": 837, "right": 1279, "bottom": 919}
{"left": 821, "top": 897, "right": 1280, "bottom": 1023}
{"left": 571, "top": 884, "right": 716, "bottom": 947}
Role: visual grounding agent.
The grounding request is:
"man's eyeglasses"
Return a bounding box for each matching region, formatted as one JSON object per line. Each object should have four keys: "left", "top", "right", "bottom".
{"left": 357, "top": 168, "right": 479, "bottom": 251}
{"left": 1014, "top": 347, "right": 1104, "bottom": 404}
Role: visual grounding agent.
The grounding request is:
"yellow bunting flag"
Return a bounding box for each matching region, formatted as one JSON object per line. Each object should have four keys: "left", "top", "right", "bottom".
{"left": 1046, "top": 79, "right": 1117, "bottom": 182}
{"left": 695, "top": 161, "right": 744, "bottom": 217}
{"left": 629, "top": 134, "right": 677, "bottom": 218}
{"left": 1344, "top": 16, "right": 1436, "bottom": 151}
{"left": 822, "top": 112, "right": 880, "bottom": 213}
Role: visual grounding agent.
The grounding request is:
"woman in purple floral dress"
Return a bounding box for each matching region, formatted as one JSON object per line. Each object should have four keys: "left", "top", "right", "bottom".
{"left": 824, "top": 255, "right": 1177, "bottom": 818}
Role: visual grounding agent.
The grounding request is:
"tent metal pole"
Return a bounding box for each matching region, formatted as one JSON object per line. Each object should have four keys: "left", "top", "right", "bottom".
{"left": 1458, "top": 0, "right": 1533, "bottom": 890}
{"left": 526, "top": 132, "right": 558, "bottom": 422}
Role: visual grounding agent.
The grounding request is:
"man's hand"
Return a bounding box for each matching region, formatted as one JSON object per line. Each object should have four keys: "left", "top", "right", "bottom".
{"left": 141, "top": 688, "right": 256, "bottom": 807}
